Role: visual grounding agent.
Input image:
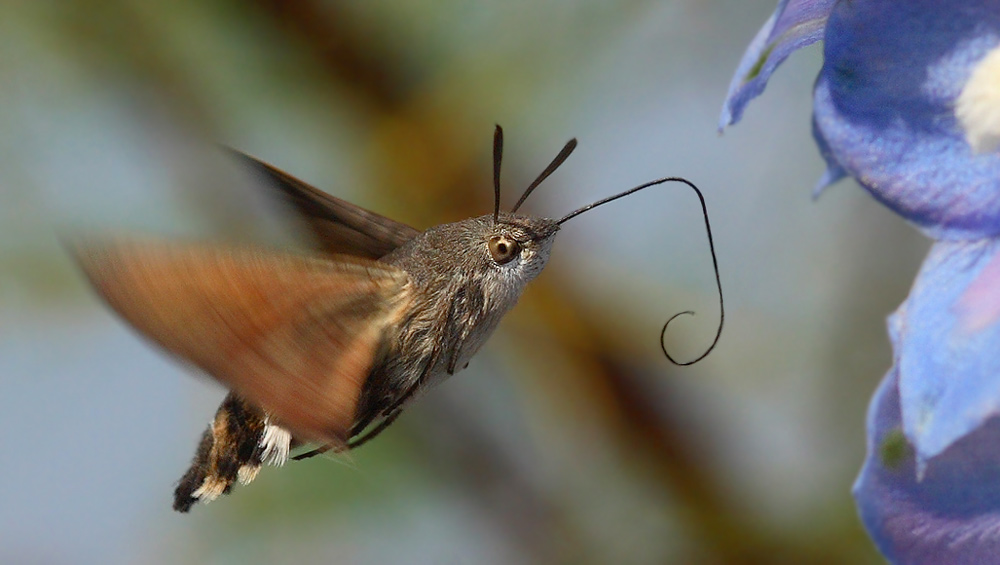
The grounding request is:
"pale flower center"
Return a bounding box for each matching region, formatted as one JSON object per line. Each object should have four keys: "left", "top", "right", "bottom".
{"left": 956, "top": 44, "right": 1000, "bottom": 154}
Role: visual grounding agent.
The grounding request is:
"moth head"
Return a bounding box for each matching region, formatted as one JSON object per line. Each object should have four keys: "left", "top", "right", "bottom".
{"left": 474, "top": 124, "right": 571, "bottom": 289}
{"left": 482, "top": 213, "right": 559, "bottom": 283}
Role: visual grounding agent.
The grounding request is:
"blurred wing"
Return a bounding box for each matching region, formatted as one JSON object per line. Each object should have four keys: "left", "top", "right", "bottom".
{"left": 72, "top": 238, "right": 412, "bottom": 444}
{"left": 229, "top": 150, "right": 421, "bottom": 258}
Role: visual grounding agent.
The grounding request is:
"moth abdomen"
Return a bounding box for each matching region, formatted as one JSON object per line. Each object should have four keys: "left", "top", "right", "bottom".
{"left": 173, "top": 394, "right": 294, "bottom": 512}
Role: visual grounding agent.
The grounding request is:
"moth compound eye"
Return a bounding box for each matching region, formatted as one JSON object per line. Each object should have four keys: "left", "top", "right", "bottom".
{"left": 488, "top": 235, "right": 520, "bottom": 265}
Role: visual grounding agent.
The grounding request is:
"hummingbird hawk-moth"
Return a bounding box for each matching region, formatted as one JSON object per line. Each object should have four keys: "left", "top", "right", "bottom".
{"left": 72, "top": 126, "right": 723, "bottom": 512}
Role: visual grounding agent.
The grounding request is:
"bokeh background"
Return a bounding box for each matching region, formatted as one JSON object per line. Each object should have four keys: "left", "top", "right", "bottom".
{"left": 0, "top": 1, "right": 928, "bottom": 563}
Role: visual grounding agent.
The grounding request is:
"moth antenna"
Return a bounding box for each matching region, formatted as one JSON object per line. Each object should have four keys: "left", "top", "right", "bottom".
{"left": 493, "top": 125, "right": 503, "bottom": 224}
{"left": 557, "top": 177, "right": 724, "bottom": 366}
{"left": 511, "top": 138, "right": 578, "bottom": 214}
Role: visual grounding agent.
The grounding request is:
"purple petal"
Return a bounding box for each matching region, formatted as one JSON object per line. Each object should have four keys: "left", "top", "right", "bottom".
{"left": 892, "top": 239, "right": 1000, "bottom": 467}
{"left": 810, "top": 113, "right": 847, "bottom": 198}
{"left": 813, "top": 1, "right": 1000, "bottom": 239}
{"left": 719, "top": 0, "right": 835, "bottom": 129}
{"left": 854, "top": 368, "right": 1000, "bottom": 564}
{"left": 955, "top": 250, "right": 1000, "bottom": 333}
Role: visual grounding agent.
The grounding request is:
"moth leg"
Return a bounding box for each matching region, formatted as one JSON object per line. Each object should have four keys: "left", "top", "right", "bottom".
{"left": 172, "top": 393, "right": 294, "bottom": 512}
{"left": 347, "top": 370, "right": 429, "bottom": 450}
{"left": 293, "top": 374, "right": 419, "bottom": 461}
{"left": 292, "top": 444, "right": 335, "bottom": 461}
{"left": 292, "top": 401, "right": 406, "bottom": 460}
{"left": 293, "top": 347, "right": 441, "bottom": 461}
{"left": 347, "top": 407, "right": 405, "bottom": 449}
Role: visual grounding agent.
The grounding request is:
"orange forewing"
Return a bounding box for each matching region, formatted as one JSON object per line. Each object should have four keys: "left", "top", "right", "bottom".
{"left": 73, "top": 238, "right": 411, "bottom": 444}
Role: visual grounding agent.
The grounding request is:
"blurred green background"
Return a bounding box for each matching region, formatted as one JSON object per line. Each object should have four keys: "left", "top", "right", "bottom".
{"left": 0, "top": 1, "right": 927, "bottom": 563}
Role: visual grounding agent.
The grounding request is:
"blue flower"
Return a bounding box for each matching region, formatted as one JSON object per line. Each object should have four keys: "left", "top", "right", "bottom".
{"left": 856, "top": 240, "right": 1000, "bottom": 564}
{"left": 724, "top": 0, "right": 1000, "bottom": 240}
{"left": 719, "top": 0, "right": 835, "bottom": 129}
{"left": 722, "top": 1, "right": 1000, "bottom": 561}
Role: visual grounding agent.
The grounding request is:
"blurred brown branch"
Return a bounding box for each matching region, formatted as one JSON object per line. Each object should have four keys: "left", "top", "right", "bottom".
{"left": 253, "top": 0, "right": 411, "bottom": 109}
